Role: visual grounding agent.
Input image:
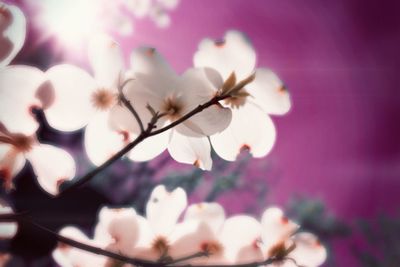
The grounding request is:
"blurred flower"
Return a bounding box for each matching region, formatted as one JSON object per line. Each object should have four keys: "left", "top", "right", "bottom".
{"left": 0, "top": 2, "right": 25, "bottom": 68}
{"left": 0, "top": 199, "right": 17, "bottom": 239}
{"left": 54, "top": 185, "right": 326, "bottom": 266}
{"left": 110, "top": 47, "right": 232, "bottom": 170}
{"left": 194, "top": 30, "right": 291, "bottom": 161}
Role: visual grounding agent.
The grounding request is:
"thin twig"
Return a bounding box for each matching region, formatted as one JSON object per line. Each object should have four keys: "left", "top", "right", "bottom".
{"left": 118, "top": 78, "right": 145, "bottom": 133}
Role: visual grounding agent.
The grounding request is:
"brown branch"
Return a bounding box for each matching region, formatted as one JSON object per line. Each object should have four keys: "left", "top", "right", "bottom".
{"left": 57, "top": 74, "right": 254, "bottom": 196}
{"left": 0, "top": 214, "right": 284, "bottom": 267}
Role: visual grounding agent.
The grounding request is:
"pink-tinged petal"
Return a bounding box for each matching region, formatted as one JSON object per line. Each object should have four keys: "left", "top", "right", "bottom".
{"left": 289, "top": 233, "right": 327, "bottom": 267}
{"left": 45, "top": 64, "right": 97, "bottom": 132}
{"left": 26, "top": 144, "right": 76, "bottom": 196}
{"left": 146, "top": 185, "right": 187, "bottom": 236}
{"left": 88, "top": 34, "right": 124, "bottom": 89}
{"left": 261, "top": 207, "right": 299, "bottom": 254}
{"left": 135, "top": 215, "right": 155, "bottom": 247}
{"left": 0, "top": 66, "right": 45, "bottom": 135}
{"left": 94, "top": 207, "right": 139, "bottom": 254}
{"left": 184, "top": 202, "right": 225, "bottom": 233}
{"left": 194, "top": 30, "right": 256, "bottom": 80}
{"left": 84, "top": 113, "right": 126, "bottom": 166}
{"left": 0, "top": 144, "right": 25, "bottom": 189}
{"left": 53, "top": 227, "right": 107, "bottom": 267}
{"left": 158, "top": 0, "right": 180, "bottom": 10}
{"left": 123, "top": 0, "right": 151, "bottom": 18}
{"left": 130, "top": 47, "right": 178, "bottom": 94}
{"left": 0, "top": 3, "right": 26, "bottom": 67}
{"left": 0, "top": 200, "right": 17, "bottom": 239}
{"left": 219, "top": 215, "right": 262, "bottom": 263}
{"left": 168, "top": 131, "right": 212, "bottom": 170}
{"left": 178, "top": 68, "right": 232, "bottom": 136}
{"left": 128, "top": 130, "right": 170, "bottom": 161}
{"left": 247, "top": 68, "right": 291, "bottom": 115}
{"left": 210, "top": 103, "right": 276, "bottom": 161}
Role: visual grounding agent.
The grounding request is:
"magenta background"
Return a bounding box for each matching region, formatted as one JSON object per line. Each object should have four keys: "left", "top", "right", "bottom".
{"left": 6, "top": 0, "right": 400, "bottom": 266}
{"left": 113, "top": 1, "right": 399, "bottom": 266}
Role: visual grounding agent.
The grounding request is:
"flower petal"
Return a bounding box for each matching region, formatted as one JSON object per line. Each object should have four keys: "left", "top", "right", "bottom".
{"left": 194, "top": 30, "right": 256, "bottom": 80}
{"left": 0, "top": 200, "right": 17, "bottom": 239}
{"left": 84, "top": 113, "right": 126, "bottom": 166}
{"left": 123, "top": 0, "right": 151, "bottom": 18}
{"left": 94, "top": 207, "right": 139, "bottom": 254}
{"left": 0, "top": 66, "right": 45, "bottom": 135}
{"left": 128, "top": 130, "right": 170, "bottom": 161}
{"left": 219, "top": 215, "right": 263, "bottom": 263}
{"left": 261, "top": 207, "right": 299, "bottom": 254}
{"left": 0, "top": 3, "right": 26, "bottom": 67}
{"left": 247, "top": 68, "right": 291, "bottom": 115}
{"left": 146, "top": 185, "right": 187, "bottom": 236}
{"left": 178, "top": 68, "right": 232, "bottom": 136}
{"left": 184, "top": 202, "right": 225, "bottom": 233}
{"left": 210, "top": 103, "right": 276, "bottom": 161}
{"left": 26, "top": 144, "right": 76, "bottom": 195}
{"left": 168, "top": 131, "right": 212, "bottom": 170}
{"left": 45, "top": 64, "right": 97, "bottom": 131}
{"left": 88, "top": 34, "right": 124, "bottom": 89}
{"left": 290, "top": 233, "right": 327, "bottom": 267}
{"left": 0, "top": 144, "right": 25, "bottom": 189}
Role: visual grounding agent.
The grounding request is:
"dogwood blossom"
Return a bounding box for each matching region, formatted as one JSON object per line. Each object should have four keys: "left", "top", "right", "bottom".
{"left": 194, "top": 30, "right": 291, "bottom": 161}
{"left": 44, "top": 34, "right": 129, "bottom": 166}
{"left": 54, "top": 185, "right": 326, "bottom": 267}
{"left": 0, "top": 199, "right": 17, "bottom": 239}
{"left": 109, "top": 47, "right": 232, "bottom": 170}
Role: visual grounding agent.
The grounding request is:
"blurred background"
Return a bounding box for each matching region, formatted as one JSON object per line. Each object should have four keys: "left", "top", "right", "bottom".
{"left": 1, "top": 0, "right": 400, "bottom": 266}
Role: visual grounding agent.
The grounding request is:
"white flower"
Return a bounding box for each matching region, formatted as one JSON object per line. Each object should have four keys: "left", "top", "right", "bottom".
{"left": 110, "top": 47, "right": 232, "bottom": 170}
{"left": 261, "top": 207, "right": 327, "bottom": 267}
{"left": 44, "top": 34, "right": 130, "bottom": 166}
{"left": 53, "top": 207, "right": 139, "bottom": 267}
{"left": 194, "top": 30, "right": 291, "bottom": 161}
{"left": 0, "top": 2, "right": 26, "bottom": 68}
{"left": 0, "top": 199, "right": 17, "bottom": 239}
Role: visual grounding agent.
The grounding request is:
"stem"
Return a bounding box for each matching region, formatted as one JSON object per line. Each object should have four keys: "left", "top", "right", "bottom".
{"left": 0, "top": 214, "right": 284, "bottom": 267}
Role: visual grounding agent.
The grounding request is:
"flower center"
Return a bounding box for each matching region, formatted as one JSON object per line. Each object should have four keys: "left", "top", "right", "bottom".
{"left": 91, "top": 89, "right": 117, "bottom": 111}
{"left": 0, "top": 128, "right": 34, "bottom": 153}
{"left": 152, "top": 236, "right": 170, "bottom": 256}
{"left": 161, "top": 97, "right": 183, "bottom": 121}
{"left": 200, "top": 240, "right": 223, "bottom": 255}
{"left": 224, "top": 88, "right": 250, "bottom": 109}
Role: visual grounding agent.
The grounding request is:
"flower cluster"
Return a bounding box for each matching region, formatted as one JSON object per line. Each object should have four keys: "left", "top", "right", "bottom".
{"left": 0, "top": 2, "right": 291, "bottom": 196}
{"left": 53, "top": 185, "right": 326, "bottom": 267}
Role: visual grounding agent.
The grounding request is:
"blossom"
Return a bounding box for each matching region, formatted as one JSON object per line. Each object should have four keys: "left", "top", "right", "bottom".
{"left": 54, "top": 185, "right": 326, "bottom": 267}
{"left": 109, "top": 47, "right": 232, "bottom": 170}
{"left": 0, "top": 199, "right": 17, "bottom": 239}
{"left": 194, "top": 30, "right": 291, "bottom": 161}
{"left": 0, "top": 2, "right": 25, "bottom": 68}
{"left": 44, "top": 34, "right": 128, "bottom": 166}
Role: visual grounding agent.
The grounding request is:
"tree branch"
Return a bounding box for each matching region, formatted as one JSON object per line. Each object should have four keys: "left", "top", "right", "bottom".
{"left": 0, "top": 214, "right": 286, "bottom": 267}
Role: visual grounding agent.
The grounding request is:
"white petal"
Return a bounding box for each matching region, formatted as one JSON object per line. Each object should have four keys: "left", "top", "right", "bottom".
{"left": 0, "top": 201, "right": 17, "bottom": 239}
{"left": 88, "top": 34, "right": 124, "bottom": 88}
{"left": 130, "top": 47, "right": 178, "bottom": 92}
{"left": 135, "top": 215, "right": 155, "bottom": 247}
{"left": 0, "top": 66, "right": 45, "bottom": 135}
{"left": 178, "top": 68, "right": 232, "bottom": 136}
{"left": 210, "top": 103, "right": 276, "bottom": 161}
{"left": 84, "top": 113, "right": 127, "bottom": 166}
{"left": 0, "top": 3, "right": 26, "bottom": 67}
{"left": 219, "top": 215, "right": 262, "bottom": 263}
{"left": 184, "top": 202, "right": 225, "bottom": 233}
{"left": 158, "top": 0, "right": 180, "bottom": 9}
{"left": 27, "top": 144, "right": 76, "bottom": 195}
{"left": 94, "top": 207, "right": 139, "bottom": 254}
{"left": 290, "top": 233, "right": 327, "bottom": 267}
{"left": 194, "top": 30, "right": 256, "bottom": 80}
{"left": 45, "top": 64, "right": 97, "bottom": 132}
{"left": 128, "top": 130, "right": 170, "bottom": 161}
{"left": 146, "top": 185, "right": 187, "bottom": 236}
{"left": 261, "top": 207, "right": 299, "bottom": 253}
{"left": 150, "top": 6, "right": 170, "bottom": 28}
{"left": 247, "top": 68, "right": 291, "bottom": 115}
{"left": 0, "top": 144, "right": 25, "bottom": 189}
{"left": 168, "top": 131, "right": 212, "bottom": 170}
